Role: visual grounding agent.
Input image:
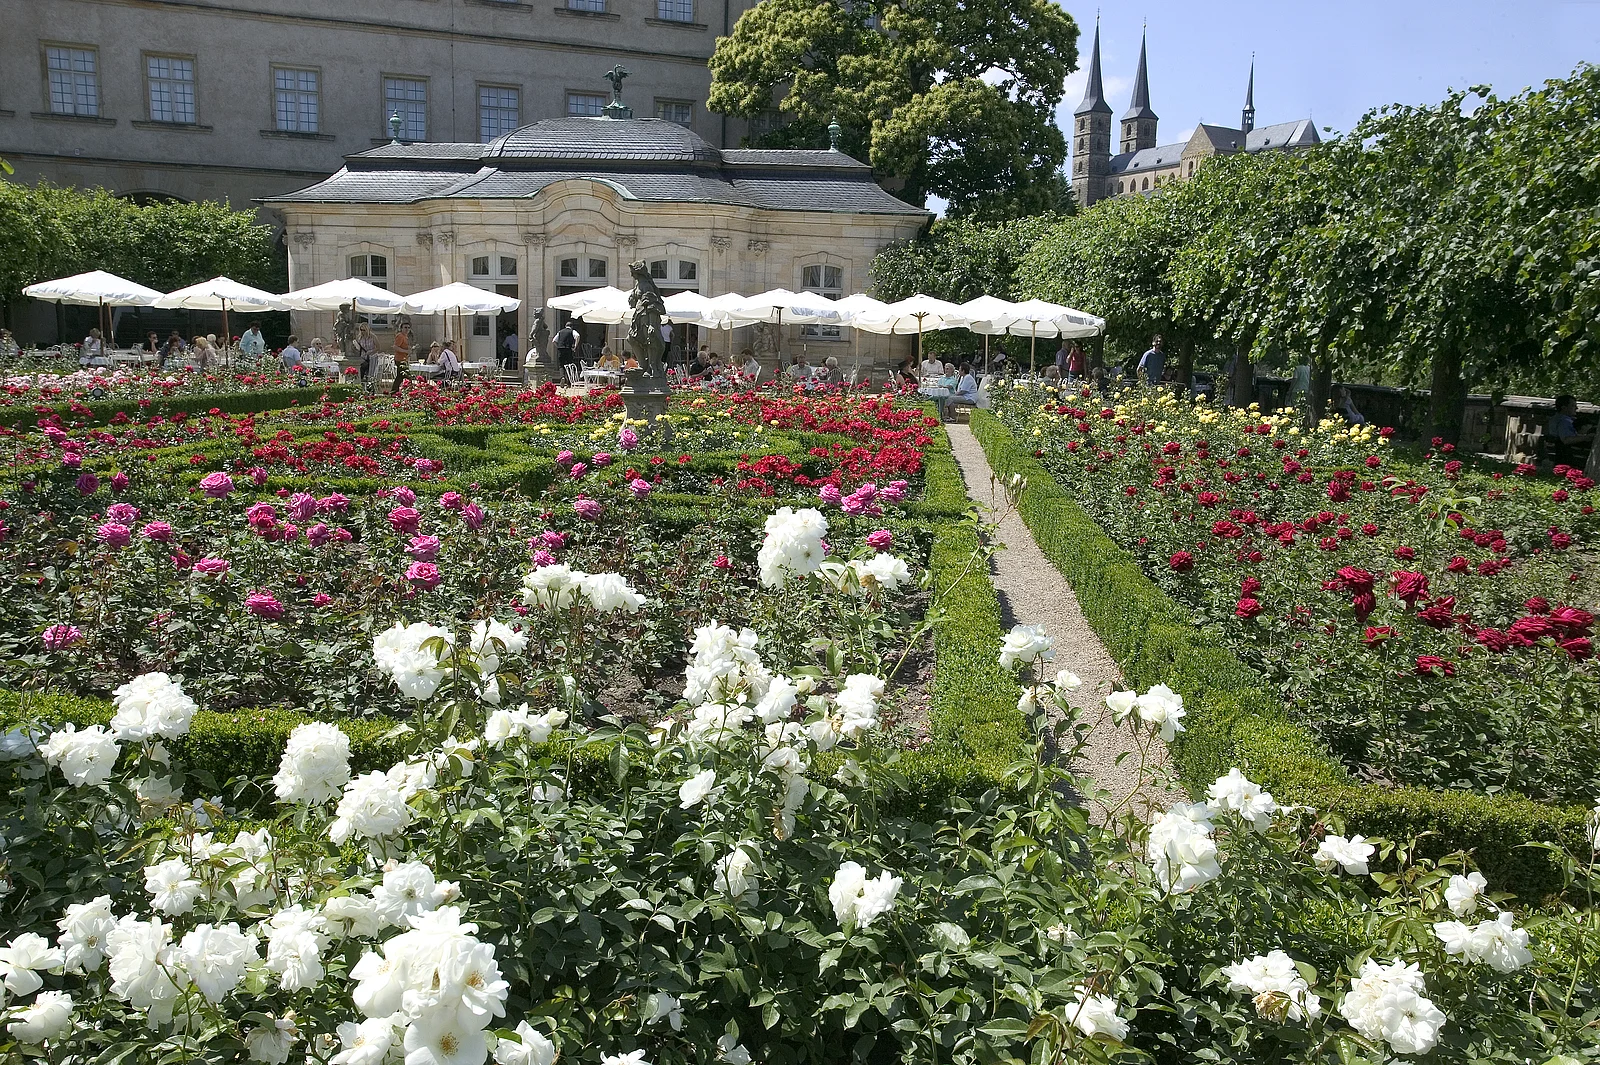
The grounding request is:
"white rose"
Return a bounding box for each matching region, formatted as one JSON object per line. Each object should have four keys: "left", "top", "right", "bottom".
{"left": 1066, "top": 991, "right": 1128, "bottom": 1042}
{"left": 678, "top": 769, "right": 721, "bottom": 810}
{"left": 6, "top": 990, "right": 73, "bottom": 1044}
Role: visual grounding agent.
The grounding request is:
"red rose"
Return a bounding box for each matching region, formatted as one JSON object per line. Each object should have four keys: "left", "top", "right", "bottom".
{"left": 1351, "top": 591, "right": 1377, "bottom": 619}
{"left": 1560, "top": 637, "right": 1594, "bottom": 661}
{"left": 1241, "top": 577, "right": 1263, "bottom": 596}
{"left": 1390, "top": 571, "right": 1429, "bottom": 606}
{"left": 1415, "top": 655, "right": 1456, "bottom": 677}
{"left": 1335, "top": 566, "right": 1375, "bottom": 593}
{"left": 1393, "top": 546, "right": 1416, "bottom": 560}
{"left": 1523, "top": 597, "right": 1550, "bottom": 615}
{"left": 1445, "top": 556, "right": 1470, "bottom": 573}
{"left": 1474, "top": 628, "right": 1515, "bottom": 653}
{"left": 1361, "top": 523, "right": 1379, "bottom": 536}
{"left": 1169, "top": 551, "right": 1195, "bottom": 573}
{"left": 1549, "top": 606, "right": 1595, "bottom": 636}
{"left": 1235, "top": 597, "right": 1264, "bottom": 620}
{"left": 1363, "top": 625, "right": 1395, "bottom": 646}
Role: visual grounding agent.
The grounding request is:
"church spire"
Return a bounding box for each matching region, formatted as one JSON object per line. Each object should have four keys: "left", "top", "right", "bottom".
{"left": 1122, "top": 27, "right": 1156, "bottom": 121}
{"left": 1074, "top": 17, "right": 1111, "bottom": 115}
{"left": 1241, "top": 55, "right": 1256, "bottom": 134}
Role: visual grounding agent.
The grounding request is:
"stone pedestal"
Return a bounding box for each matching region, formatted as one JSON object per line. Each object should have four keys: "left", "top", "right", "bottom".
{"left": 619, "top": 369, "right": 673, "bottom": 444}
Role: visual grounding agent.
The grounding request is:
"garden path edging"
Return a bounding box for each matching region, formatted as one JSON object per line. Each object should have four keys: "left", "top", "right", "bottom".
{"left": 944, "top": 423, "right": 1178, "bottom": 820}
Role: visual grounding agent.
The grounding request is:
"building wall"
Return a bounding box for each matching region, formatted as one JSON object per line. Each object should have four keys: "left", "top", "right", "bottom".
{"left": 1, "top": 0, "right": 752, "bottom": 213}
{"left": 275, "top": 183, "right": 924, "bottom": 369}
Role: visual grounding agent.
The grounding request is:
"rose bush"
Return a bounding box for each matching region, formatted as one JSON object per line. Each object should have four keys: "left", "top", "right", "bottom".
{"left": 992, "top": 383, "right": 1600, "bottom": 804}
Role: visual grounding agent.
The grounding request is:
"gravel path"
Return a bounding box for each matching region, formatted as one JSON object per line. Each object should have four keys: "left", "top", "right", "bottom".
{"left": 945, "top": 423, "right": 1179, "bottom": 821}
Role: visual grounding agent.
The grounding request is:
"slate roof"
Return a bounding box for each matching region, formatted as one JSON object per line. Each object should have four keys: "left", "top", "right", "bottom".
{"left": 1246, "top": 119, "right": 1320, "bottom": 150}
{"left": 1108, "top": 142, "right": 1188, "bottom": 176}
{"left": 265, "top": 119, "right": 926, "bottom": 215}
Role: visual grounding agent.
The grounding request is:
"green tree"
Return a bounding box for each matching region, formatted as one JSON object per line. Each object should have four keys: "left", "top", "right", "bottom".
{"left": 869, "top": 215, "right": 1060, "bottom": 303}
{"left": 708, "top": 0, "right": 1079, "bottom": 219}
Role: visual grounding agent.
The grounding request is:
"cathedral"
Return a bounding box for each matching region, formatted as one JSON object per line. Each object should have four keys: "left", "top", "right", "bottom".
{"left": 1069, "top": 25, "right": 1321, "bottom": 209}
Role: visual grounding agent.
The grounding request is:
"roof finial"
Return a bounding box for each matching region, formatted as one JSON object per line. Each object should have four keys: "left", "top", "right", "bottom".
{"left": 1241, "top": 53, "right": 1256, "bottom": 135}
{"left": 388, "top": 111, "right": 402, "bottom": 144}
{"left": 602, "top": 64, "right": 633, "bottom": 119}
{"left": 827, "top": 117, "right": 842, "bottom": 151}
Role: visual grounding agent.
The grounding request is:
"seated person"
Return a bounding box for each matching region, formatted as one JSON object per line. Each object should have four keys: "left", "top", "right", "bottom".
{"left": 425, "top": 341, "right": 443, "bottom": 366}
{"left": 597, "top": 347, "right": 622, "bottom": 372}
{"left": 788, "top": 354, "right": 813, "bottom": 379}
{"left": 623, "top": 353, "right": 641, "bottom": 371}
{"left": 937, "top": 362, "right": 959, "bottom": 391}
{"left": 1042, "top": 364, "right": 1063, "bottom": 386}
{"left": 939, "top": 362, "right": 982, "bottom": 421}
{"left": 278, "top": 336, "right": 303, "bottom": 372}
{"left": 437, "top": 341, "right": 461, "bottom": 382}
{"left": 740, "top": 349, "right": 761, "bottom": 381}
{"left": 817, "top": 356, "right": 841, "bottom": 384}
{"left": 687, "top": 350, "right": 712, "bottom": 380}
{"left": 895, "top": 357, "right": 919, "bottom": 388}
{"left": 919, "top": 354, "right": 943, "bottom": 378}
{"left": 142, "top": 331, "right": 161, "bottom": 356}
{"left": 1546, "top": 394, "right": 1584, "bottom": 467}
{"left": 1334, "top": 386, "right": 1367, "bottom": 426}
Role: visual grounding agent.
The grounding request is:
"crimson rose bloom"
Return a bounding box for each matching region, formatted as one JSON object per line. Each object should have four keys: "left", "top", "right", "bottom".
{"left": 1362, "top": 626, "right": 1395, "bottom": 646}
{"left": 1560, "top": 637, "right": 1594, "bottom": 661}
{"left": 1235, "top": 597, "right": 1263, "bottom": 620}
{"left": 1390, "top": 571, "right": 1429, "bottom": 606}
{"left": 1415, "top": 655, "right": 1456, "bottom": 677}
{"left": 1335, "top": 566, "right": 1375, "bottom": 593}
{"left": 1169, "top": 551, "right": 1195, "bottom": 573}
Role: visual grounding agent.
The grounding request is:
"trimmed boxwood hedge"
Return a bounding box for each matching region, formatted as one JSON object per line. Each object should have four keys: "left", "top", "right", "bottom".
{"left": 0, "top": 385, "right": 358, "bottom": 428}
{"left": 969, "top": 408, "right": 1589, "bottom": 901}
{"left": 1, "top": 416, "right": 1021, "bottom": 816}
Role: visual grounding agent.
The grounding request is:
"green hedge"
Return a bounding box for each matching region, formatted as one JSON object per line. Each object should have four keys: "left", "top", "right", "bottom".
{"left": 969, "top": 409, "right": 1590, "bottom": 901}
{"left": 1, "top": 421, "right": 1020, "bottom": 815}
{"left": 0, "top": 385, "right": 358, "bottom": 428}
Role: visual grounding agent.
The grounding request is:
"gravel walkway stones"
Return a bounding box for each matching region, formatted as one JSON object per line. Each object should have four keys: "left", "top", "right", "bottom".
{"left": 944, "top": 423, "right": 1180, "bottom": 821}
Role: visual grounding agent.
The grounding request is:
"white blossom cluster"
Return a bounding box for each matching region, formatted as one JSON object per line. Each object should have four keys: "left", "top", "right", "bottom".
{"left": 1223, "top": 950, "right": 1321, "bottom": 1023}
{"left": 520, "top": 564, "right": 646, "bottom": 614}
{"left": 108, "top": 672, "right": 198, "bottom": 742}
{"left": 756, "top": 507, "right": 829, "bottom": 588}
{"left": 816, "top": 552, "right": 913, "bottom": 594}
{"left": 1146, "top": 803, "right": 1221, "bottom": 893}
{"left": 1105, "top": 683, "right": 1187, "bottom": 742}
{"left": 372, "top": 622, "right": 456, "bottom": 701}
{"left": 1432, "top": 912, "right": 1533, "bottom": 973}
{"left": 828, "top": 860, "right": 903, "bottom": 930}
{"left": 1338, "top": 959, "right": 1447, "bottom": 1056}
{"left": 998, "top": 623, "right": 1054, "bottom": 671}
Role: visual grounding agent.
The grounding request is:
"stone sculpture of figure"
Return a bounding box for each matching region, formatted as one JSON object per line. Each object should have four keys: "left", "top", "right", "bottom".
{"left": 625, "top": 260, "right": 668, "bottom": 383}
{"left": 753, "top": 321, "right": 779, "bottom": 359}
{"left": 528, "top": 308, "right": 551, "bottom": 366}
{"left": 334, "top": 303, "right": 359, "bottom": 362}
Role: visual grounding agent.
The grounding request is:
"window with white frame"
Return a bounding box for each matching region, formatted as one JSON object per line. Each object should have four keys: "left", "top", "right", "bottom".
{"left": 656, "top": 0, "right": 693, "bottom": 19}
{"left": 384, "top": 77, "right": 427, "bottom": 140}
{"left": 273, "top": 67, "right": 319, "bottom": 132}
{"left": 478, "top": 85, "right": 519, "bottom": 141}
{"left": 588, "top": 258, "right": 607, "bottom": 280}
{"left": 800, "top": 263, "right": 843, "bottom": 338}
{"left": 647, "top": 258, "right": 698, "bottom": 289}
{"left": 46, "top": 46, "right": 99, "bottom": 117}
{"left": 655, "top": 99, "right": 693, "bottom": 127}
{"left": 347, "top": 253, "right": 390, "bottom": 326}
{"left": 469, "top": 255, "right": 517, "bottom": 279}
{"left": 567, "top": 92, "right": 607, "bottom": 117}
{"left": 146, "top": 55, "right": 195, "bottom": 124}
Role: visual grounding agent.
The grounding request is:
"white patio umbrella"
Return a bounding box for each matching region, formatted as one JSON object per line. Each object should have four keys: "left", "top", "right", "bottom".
{"left": 995, "top": 298, "right": 1106, "bottom": 372}
{"left": 400, "top": 283, "right": 522, "bottom": 364}
{"left": 851, "top": 294, "right": 969, "bottom": 367}
{"left": 279, "top": 277, "right": 406, "bottom": 314}
{"left": 156, "top": 276, "right": 285, "bottom": 363}
{"left": 662, "top": 291, "right": 733, "bottom": 326}
{"left": 723, "top": 288, "right": 844, "bottom": 375}
{"left": 546, "top": 286, "right": 629, "bottom": 317}
{"left": 957, "top": 295, "right": 1023, "bottom": 372}
{"left": 833, "top": 293, "right": 893, "bottom": 377}
{"left": 23, "top": 270, "right": 165, "bottom": 354}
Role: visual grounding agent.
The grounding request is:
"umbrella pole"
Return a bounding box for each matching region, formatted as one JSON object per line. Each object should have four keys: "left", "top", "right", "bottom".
{"left": 1030, "top": 321, "right": 1038, "bottom": 374}
{"left": 984, "top": 334, "right": 989, "bottom": 374}
{"left": 221, "top": 299, "right": 230, "bottom": 370}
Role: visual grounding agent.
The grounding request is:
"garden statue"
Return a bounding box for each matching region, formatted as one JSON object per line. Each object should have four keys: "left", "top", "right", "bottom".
{"left": 621, "top": 260, "right": 671, "bottom": 441}
{"left": 528, "top": 308, "right": 551, "bottom": 384}
{"left": 334, "top": 303, "right": 359, "bottom": 363}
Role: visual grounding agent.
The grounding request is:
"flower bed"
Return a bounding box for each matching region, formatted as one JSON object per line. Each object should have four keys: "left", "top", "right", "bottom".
{"left": 989, "top": 384, "right": 1599, "bottom": 805}
{"left": 971, "top": 405, "right": 1593, "bottom": 899}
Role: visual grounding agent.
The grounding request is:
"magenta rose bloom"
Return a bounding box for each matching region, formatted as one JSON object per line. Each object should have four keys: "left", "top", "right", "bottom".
{"left": 407, "top": 535, "right": 442, "bottom": 561}
{"left": 866, "top": 529, "right": 894, "bottom": 550}
{"left": 76, "top": 472, "right": 100, "bottom": 496}
{"left": 248, "top": 467, "right": 268, "bottom": 487}
{"left": 110, "top": 471, "right": 130, "bottom": 492}
{"left": 713, "top": 555, "right": 732, "bottom": 571}
{"left": 317, "top": 493, "right": 351, "bottom": 514}
{"left": 192, "top": 556, "right": 231, "bottom": 577}
{"left": 574, "top": 498, "right": 602, "bottom": 521}
{"left": 593, "top": 452, "right": 613, "bottom": 467}
{"left": 332, "top": 527, "right": 353, "bottom": 543}
{"left": 556, "top": 450, "right": 575, "bottom": 468}
{"left": 1168, "top": 551, "right": 1195, "bottom": 573}
{"left": 628, "top": 478, "right": 652, "bottom": 499}
{"left": 246, "top": 502, "right": 278, "bottom": 528}
{"left": 288, "top": 492, "right": 319, "bottom": 522}
{"left": 106, "top": 503, "right": 141, "bottom": 523}
{"left": 618, "top": 427, "right": 640, "bottom": 451}
{"left": 439, "top": 491, "right": 465, "bottom": 511}
{"left": 199, "top": 471, "right": 234, "bottom": 498}
{"left": 141, "top": 521, "right": 174, "bottom": 542}
{"left": 818, "top": 484, "right": 843, "bottom": 506}
{"left": 388, "top": 506, "right": 421, "bottom": 534}
{"left": 97, "top": 522, "right": 132, "bottom": 548}
{"left": 393, "top": 486, "right": 417, "bottom": 506}
{"left": 306, "top": 522, "right": 332, "bottom": 548}
{"left": 42, "top": 624, "right": 84, "bottom": 650}
{"left": 880, "top": 480, "right": 909, "bottom": 502}
{"left": 461, "top": 503, "right": 486, "bottom": 531}
{"left": 312, "top": 593, "right": 333, "bottom": 606}
{"left": 245, "top": 591, "right": 285, "bottom": 619}
{"left": 569, "top": 462, "right": 588, "bottom": 480}
{"left": 406, "top": 561, "right": 442, "bottom": 589}
{"left": 541, "top": 531, "right": 567, "bottom": 550}
{"left": 531, "top": 549, "right": 557, "bottom": 568}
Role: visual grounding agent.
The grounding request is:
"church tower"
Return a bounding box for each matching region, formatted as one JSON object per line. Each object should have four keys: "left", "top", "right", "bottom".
{"left": 1120, "top": 29, "right": 1158, "bottom": 155}
{"left": 1071, "top": 20, "right": 1113, "bottom": 208}
{"left": 1241, "top": 57, "right": 1256, "bottom": 135}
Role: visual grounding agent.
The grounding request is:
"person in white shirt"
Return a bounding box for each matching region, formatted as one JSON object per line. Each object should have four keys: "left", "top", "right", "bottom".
{"left": 919, "top": 354, "right": 943, "bottom": 377}
{"left": 239, "top": 324, "right": 266, "bottom": 358}
{"left": 279, "top": 336, "right": 303, "bottom": 371}
{"left": 437, "top": 342, "right": 462, "bottom": 383}
{"left": 80, "top": 328, "right": 104, "bottom": 366}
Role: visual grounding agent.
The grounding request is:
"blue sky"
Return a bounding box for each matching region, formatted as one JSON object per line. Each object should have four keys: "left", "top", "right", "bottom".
{"left": 1057, "top": 1, "right": 1600, "bottom": 149}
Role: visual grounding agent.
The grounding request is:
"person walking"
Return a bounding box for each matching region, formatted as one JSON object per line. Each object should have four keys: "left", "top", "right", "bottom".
{"left": 1066, "top": 342, "right": 1086, "bottom": 382}
{"left": 355, "top": 323, "right": 378, "bottom": 383}
{"left": 554, "top": 321, "right": 580, "bottom": 378}
{"left": 1136, "top": 335, "right": 1166, "bottom": 387}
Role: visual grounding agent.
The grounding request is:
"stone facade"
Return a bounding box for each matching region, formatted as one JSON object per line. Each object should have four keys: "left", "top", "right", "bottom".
{"left": 265, "top": 118, "right": 930, "bottom": 369}
{"left": 1072, "top": 26, "right": 1320, "bottom": 209}
{"left": 2, "top": 0, "right": 755, "bottom": 214}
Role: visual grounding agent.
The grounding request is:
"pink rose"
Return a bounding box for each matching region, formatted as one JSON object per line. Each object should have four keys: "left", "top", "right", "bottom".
{"left": 199, "top": 471, "right": 234, "bottom": 498}
{"left": 76, "top": 473, "right": 100, "bottom": 496}
{"left": 628, "top": 478, "right": 652, "bottom": 499}
{"left": 866, "top": 529, "right": 893, "bottom": 549}
{"left": 246, "top": 502, "right": 278, "bottom": 528}
{"left": 570, "top": 462, "right": 588, "bottom": 479}
{"left": 141, "top": 521, "right": 174, "bottom": 542}
{"left": 531, "top": 549, "right": 557, "bottom": 568}
{"left": 288, "top": 492, "right": 319, "bottom": 522}
{"left": 306, "top": 523, "right": 332, "bottom": 547}
{"left": 110, "top": 472, "right": 130, "bottom": 492}
{"left": 462, "top": 503, "right": 486, "bottom": 531}
{"left": 96, "top": 522, "right": 132, "bottom": 548}
{"left": 618, "top": 427, "right": 639, "bottom": 451}
{"left": 439, "top": 491, "right": 466, "bottom": 511}
{"left": 61, "top": 452, "right": 82, "bottom": 468}
{"left": 332, "top": 527, "right": 353, "bottom": 543}
{"left": 713, "top": 555, "right": 731, "bottom": 571}
{"left": 192, "top": 556, "right": 231, "bottom": 577}
{"left": 818, "top": 484, "right": 843, "bottom": 505}
{"left": 312, "top": 593, "right": 333, "bottom": 606}
{"left": 388, "top": 506, "right": 421, "bottom": 534}
{"left": 317, "top": 493, "right": 350, "bottom": 514}
{"left": 245, "top": 591, "right": 285, "bottom": 619}
{"left": 248, "top": 467, "right": 268, "bottom": 487}
{"left": 406, "top": 561, "right": 442, "bottom": 589}
{"left": 407, "top": 535, "right": 442, "bottom": 561}
{"left": 42, "top": 624, "right": 83, "bottom": 650}
{"left": 593, "top": 452, "right": 613, "bottom": 467}
{"left": 393, "top": 486, "right": 417, "bottom": 506}
{"left": 541, "top": 531, "right": 567, "bottom": 550}
{"left": 556, "top": 450, "right": 575, "bottom": 468}
{"left": 106, "top": 503, "right": 140, "bottom": 523}
{"left": 574, "top": 498, "right": 602, "bottom": 521}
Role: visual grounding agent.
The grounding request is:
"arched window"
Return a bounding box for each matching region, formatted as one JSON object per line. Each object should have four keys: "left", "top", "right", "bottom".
{"left": 1141, "top": 177, "right": 1149, "bottom": 191}
{"left": 1117, "top": 181, "right": 1124, "bottom": 194}
{"left": 800, "top": 262, "right": 843, "bottom": 339}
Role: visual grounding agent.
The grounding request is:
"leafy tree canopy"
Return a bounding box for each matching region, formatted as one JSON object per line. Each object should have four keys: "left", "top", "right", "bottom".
{"left": 870, "top": 215, "right": 1061, "bottom": 303}
{"left": 0, "top": 181, "right": 284, "bottom": 313}
{"left": 708, "top": 0, "right": 1079, "bottom": 219}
